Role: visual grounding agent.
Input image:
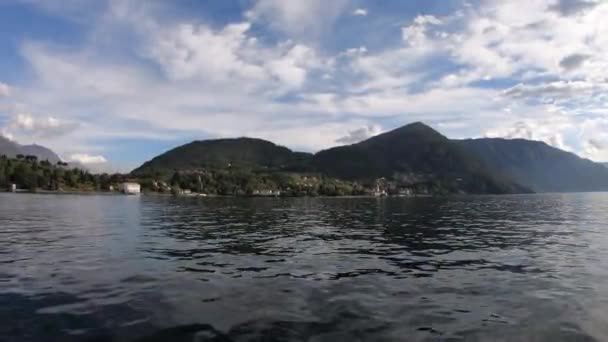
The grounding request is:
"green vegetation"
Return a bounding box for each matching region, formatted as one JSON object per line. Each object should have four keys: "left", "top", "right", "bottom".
{"left": 132, "top": 137, "right": 313, "bottom": 175}
{"left": 132, "top": 122, "right": 533, "bottom": 196}
{"left": 137, "top": 168, "right": 367, "bottom": 197}
{"left": 25, "top": 121, "right": 608, "bottom": 196}
{"left": 0, "top": 155, "right": 126, "bottom": 192}
{"left": 313, "top": 122, "right": 530, "bottom": 194}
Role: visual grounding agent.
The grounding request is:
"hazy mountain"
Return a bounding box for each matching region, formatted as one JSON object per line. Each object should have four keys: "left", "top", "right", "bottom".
{"left": 456, "top": 138, "right": 608, "bottom": 192}
{"left": 0, "top": 136, "right": 62, "bottom": 164}
{"left": 0, "top": 136, "right": 21, "bottom": 157}
{"left": 133, "top": 137, "right": 313, "bottom": 175}
{"left": 313, "top": 122, "right": 529, "bottom": 194}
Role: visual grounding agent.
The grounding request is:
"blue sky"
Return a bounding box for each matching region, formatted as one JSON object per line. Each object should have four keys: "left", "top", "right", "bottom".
{"left": 0, "top": 0, "right": 607, "bottom": 171}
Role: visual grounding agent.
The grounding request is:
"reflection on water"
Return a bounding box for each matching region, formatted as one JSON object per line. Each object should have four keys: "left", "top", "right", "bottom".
{"left": 2, "top": 193, "right": 608, "bottom": 341}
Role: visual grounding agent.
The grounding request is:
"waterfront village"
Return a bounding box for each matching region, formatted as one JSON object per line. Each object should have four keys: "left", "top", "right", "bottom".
{"left": 1, "top": 155, "right": 437, "bottom": 197}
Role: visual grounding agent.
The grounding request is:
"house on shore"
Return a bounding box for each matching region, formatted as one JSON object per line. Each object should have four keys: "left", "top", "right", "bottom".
{"left": 252, "top": 189, "right": 281, "bottom": 197}
{"left": 119, "top": 182, "right": 141, "bottom": 195}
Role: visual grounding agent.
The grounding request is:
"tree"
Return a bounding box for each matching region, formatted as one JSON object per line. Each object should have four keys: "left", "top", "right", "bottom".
{"left": 170, "top": 171, "right": 182, "bottom": 186}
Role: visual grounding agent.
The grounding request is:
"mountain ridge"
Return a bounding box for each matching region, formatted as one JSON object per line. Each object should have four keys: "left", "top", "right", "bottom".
{"left": 132, "top": 137, "right": 313, "bottom": 175}
{"left": 456, "top": 137, "right": 608, "bottom": 192}
{"left": 133, "top": 123, "right": 527, "bottom": 194}
{"left": 0, "top": 136, "right": 62, "bottom": 164}
{"left": 312, "top": 122, "right": 528, "bottom": 194}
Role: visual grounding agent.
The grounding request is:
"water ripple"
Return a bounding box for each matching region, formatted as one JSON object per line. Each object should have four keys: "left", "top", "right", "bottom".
{"left": 2, "top": 193, "right": 608, "bottom": 341}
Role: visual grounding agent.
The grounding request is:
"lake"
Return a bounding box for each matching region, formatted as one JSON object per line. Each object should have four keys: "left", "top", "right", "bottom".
{"left": 1, "top": 193, "right": 608, "bottom": 341}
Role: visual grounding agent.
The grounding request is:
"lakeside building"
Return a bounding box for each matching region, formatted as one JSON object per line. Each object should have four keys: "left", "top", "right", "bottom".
{"left": 252, "top": 189, "right": 281, "bottom": 197}
{"left": 119, "top": 182, "right": 141, "bottom": 195}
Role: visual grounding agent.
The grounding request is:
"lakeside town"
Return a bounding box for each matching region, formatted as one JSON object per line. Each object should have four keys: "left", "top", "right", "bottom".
{"left": 1, "top": 154, "right": 435, "bottom": 198}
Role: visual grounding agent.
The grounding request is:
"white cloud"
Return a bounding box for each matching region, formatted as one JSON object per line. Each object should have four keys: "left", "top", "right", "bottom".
{"left": 0, "top": 82, "right": 10, "bottom": 97}
{"left": 0, "top": 129, "right": 15, "bottom": 141}
{"left": 246, "top": 0, "right": 350, "bottom": 40}
{"left": 4, "top": 0, "right": 608, "bottom": 167}
{"left": 580, "top": 117, "right": 608, "bottom": 161}
{"left": 68, "top": 153, "right": 108, "bottom": 164}
{"left": 336, "top": 125, "right": 382, "bottom": 144}
{"left": 401, "top": 15, "right": 443, "bottom": 47}
{"left": 485, "top": 117, "right": 575, "bottom": 152}
{"left": 352, "top": 8, "right": 368, "bottom": 16}
{"left": 5, "top": 113, "right": 80, "bottom": 139}
{"left": 146, "top": 22, "right": 267, "bottom": 83}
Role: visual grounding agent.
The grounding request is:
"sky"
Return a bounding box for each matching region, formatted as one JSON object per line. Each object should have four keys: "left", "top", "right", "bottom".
{"left": 0, "top": 0, "right": 607, "bottom": 172}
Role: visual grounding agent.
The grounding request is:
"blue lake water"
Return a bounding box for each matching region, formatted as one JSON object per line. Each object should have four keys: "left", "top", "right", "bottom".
{"left": 1, "top": 193, "right": 608, "bottom": 341}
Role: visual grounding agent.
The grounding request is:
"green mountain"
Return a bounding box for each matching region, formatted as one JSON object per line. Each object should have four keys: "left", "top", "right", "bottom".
{"left": 313, "top": 122, "right": 529, "bottom": 194}
{"left": 456, "top": 138, "right": 608, "bottom": 193}
{"left": 133, "top": 137, "right": 313, "bottom": 175}
{"left": 133, "top": 122, "right": 608, "bottom": 195}
{"left": 0, "top": 136, "right": 62, "bottom": 164}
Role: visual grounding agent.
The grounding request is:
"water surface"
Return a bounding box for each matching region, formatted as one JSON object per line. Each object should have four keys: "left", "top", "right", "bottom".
{"left": 2, "top": 193, "right": 608, "bottom": 341}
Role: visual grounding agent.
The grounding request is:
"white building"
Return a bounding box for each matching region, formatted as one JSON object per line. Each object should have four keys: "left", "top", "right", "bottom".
{"left": 119, "top": 182, "right": 141, "bottom": 195}
{"left": 253, "top": 189, "right": 281, "bottom": 197}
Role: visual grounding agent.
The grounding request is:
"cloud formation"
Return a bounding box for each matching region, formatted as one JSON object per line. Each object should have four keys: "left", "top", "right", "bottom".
{"left": 352, "top": 8, "right": 368, "bottom": 16}
{"left": 246, "top": 0, "right": 350, "bottom": 40}
{"left": 6, "top": 113, "right": 80, "bottom": 139}
{"left": 549, "top": 0, "right": 598, "bottom": 16}
{"left": 560, "top": 53, "right": 591, "bottom": 70}
{"left": 336, "top": 125, "right": 382, "bottom": 144}
{"left": 69, "top": 153, "right": 108, "bottom": 164}
{"left": 1, "top": 0, "right": 607, "bottom": 168}
{"left": 0, "top": 82, "right": 10, "bottom": 97}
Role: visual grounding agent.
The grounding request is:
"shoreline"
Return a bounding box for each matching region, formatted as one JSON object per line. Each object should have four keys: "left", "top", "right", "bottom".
{"left": 0, "top": 190, "right": 449, "bottom": 198}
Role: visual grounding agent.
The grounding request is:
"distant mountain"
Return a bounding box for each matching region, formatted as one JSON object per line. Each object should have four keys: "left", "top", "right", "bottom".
{"left": 20, "top": 144, "right": 62, "bottom": 164}
{"left": 0, "top": 136, "right": 21, "bottom": 157}
{"left": 0, "top": 136, "right": 62, "bottom": 164}
{"left": 603, "top": 163, "right": 608, "bottom": 169}
{"left": 313, "top": 122, "right": 529, "bottom": 194}
{"left": 133, "top": 137, "right": 313, "bottom": 175}
{"left": 456, "top": 138, "right": 608, "bottom": 193}
{"left": 132, "top": 122, "right": 608, "bottom": 195}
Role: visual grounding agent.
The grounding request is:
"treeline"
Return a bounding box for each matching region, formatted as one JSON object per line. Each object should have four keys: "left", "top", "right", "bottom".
{"left": 0, "top": 155, "right": 126, "bottom": 192}
{"left": 140, "top": 168, "right": 368, "bottom": 196}
{"left": 1, "top": 155, "right": 368, "bottom": 196}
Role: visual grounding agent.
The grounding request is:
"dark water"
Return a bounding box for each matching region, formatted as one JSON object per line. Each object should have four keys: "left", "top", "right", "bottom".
{"left": 2, "top": 193, "right": 608, "bottom": 341}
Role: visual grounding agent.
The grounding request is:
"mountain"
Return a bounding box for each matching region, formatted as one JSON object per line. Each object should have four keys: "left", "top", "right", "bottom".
{"left": 0, "top": 136, "right": 62, "bottom": 164}
{"left": 456, "top": 138, "right": 608, "bottom": 193}
{"left": 0, "top": 136, "right": 21, "bottom": 157}
{"left": 313, "top": 122, "right": 529, "bottom": 194}
{"left": 133, "top": 137, "right": 313, "bottom": 175}
{"left": 20, "top": 144, "right": 62, "bottom": 164}
{"left": 132, "top": 122, "right": 608, "bottom": 195}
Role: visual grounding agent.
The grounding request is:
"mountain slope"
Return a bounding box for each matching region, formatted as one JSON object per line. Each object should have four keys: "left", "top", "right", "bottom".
{"left": 457, "top": 138, "right": 608, "bottom": 192}
{"left": 313, "top": 122, "right": 529, "bottom": 194}
{"left": 0, "top": 136, "right": 21, "bottom": 157}
{"left": 20, "top": 144, "right": 62, "bottom": 164}
{"left": 0, "top": 136, "right": 62, "bottom": 164}
{"left": 133, "top": 137, "right": 313, "bottom": 174}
